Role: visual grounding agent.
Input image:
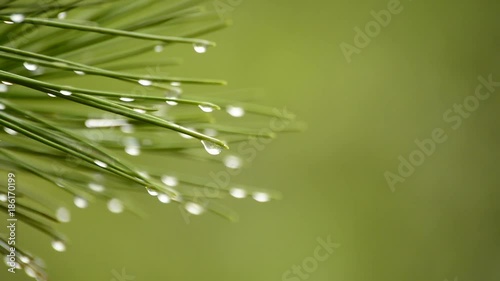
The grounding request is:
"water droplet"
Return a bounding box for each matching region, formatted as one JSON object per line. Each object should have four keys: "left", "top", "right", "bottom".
{"left": 166, "top": 98, "right": 178, "bottom": 106}
{"left": 198, "top": 104, "right": 214, "bottom": 113}
{"left": 170, "top": 81, "right": 181, "bottom": 87}
{"left": 138, "top": 79, "right": 152, "bottom": 86}
{"left": 4, "top": 21, "right": 14, "bottom": 24}
{"left": 154, "top": 45, "right": 164, "bottom": 53}
{"left": 88, "top": 183, "right": 104, "bottom": 192}
{"left": 201, "top": 140, "right": 223, "bottom": 155}
{"left": 224, "top": 155, "right": 242, "bottom": 169}
{"left": 157, "top": 194, "right": 171, "bottom": 204}
{"left": 56, "top": 207, "right": 71, "bottom": 222}
{"left": 1, "top": 81, "right": 13, "bottom": 86}
{"left": 19, "top": 255, "right": 30, "bottom": 264}
{"left": 25, "top": 266, "right": 37, "bottom": 278}
{"left": 125, "top": 145, "right": 140, "bottom": 156}
{"left": 107, "top": 198, "right": 124, "bottom": 213}
{"left": 0, "top": 84, "right": 7, "bottom": 92}
{"left": 133, "top": 108, "right": 146, "bottom": 114}
{"left": 146, "top": 187, "right": 158, "bottom": 196}
{"left": 4, "top": 127, "right": 18, "bottom": 135}
{"left": 10, "top": 14, "right": 24, "bottom": 23}
{"left": 226, "top": 105, "right": 245, "bottom": 117}
{"left": 57, "top": 12, "right": 67, "bottom": 19}
{"left": 252, "top": 192, "right": 270, "bottom": 202}
{"left": 59, "top": 90, "right": 72, "bottom": 96}
{"left": 185, "top": 202, "right": 205, "bottom": 215}
{"left": 23, "top": 62, "right": 38, "bottom": 71}
{"left": 161, "top": 175, "right": 178, "bottom": 187}
{"left": 0, "top": 103, "right": 5, "bottom": 111}
{"left": 193, "top": 43, "right": 208, "bottom": 54}
{"left": 51, "top": 240, "right": 66, "bottom": 252}
{"left": 47, "top": 93, "right": 56, "bottom": 97}
{"left": 74, "top": 70, "right": 85, "bottom": 75}
{"left": 73, "top": 197, "right": 88, "bottom": 208}
{"left": 0, "top": 193, "right": 6, "bottom": 201}
{"left": 120, "top": 97, "right": 134, "bottom": 102}
{"left": 229, "top": 188, "right": 247, "bottom": 199}
{"left": 94, "top": 160, "right": 108, "bottom": 168}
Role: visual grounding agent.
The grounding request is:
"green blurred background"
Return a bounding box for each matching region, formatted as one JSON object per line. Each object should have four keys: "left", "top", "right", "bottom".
{"left": 4, "top": 0, "right": 500, "bottom": 280}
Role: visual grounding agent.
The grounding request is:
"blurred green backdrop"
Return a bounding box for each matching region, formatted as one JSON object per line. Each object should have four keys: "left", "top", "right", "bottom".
{"left": 4, "top": 0, "right": 500, "bottom": 280}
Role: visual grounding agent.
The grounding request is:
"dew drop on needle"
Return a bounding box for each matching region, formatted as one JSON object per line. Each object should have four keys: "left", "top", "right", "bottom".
{"left": 193, "top": 43, "right": 207, "bottom": 54}
{"left": 201, "top": 140, "right": 223, "bottom": 155}
{"left": 51, "top": 240, "right": 66, "bottom": 252}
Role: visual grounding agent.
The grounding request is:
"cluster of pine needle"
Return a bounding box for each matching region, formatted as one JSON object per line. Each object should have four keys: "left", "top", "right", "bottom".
{"left": 0, "top": 0, "right": 299, "bottom": 279}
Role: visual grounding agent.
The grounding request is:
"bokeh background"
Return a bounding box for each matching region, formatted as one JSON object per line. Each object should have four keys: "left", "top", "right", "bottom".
{"left": 3, "top": 0, "right": 500, "bottom": 280}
